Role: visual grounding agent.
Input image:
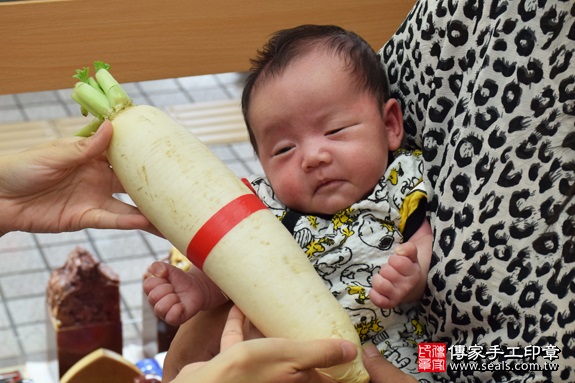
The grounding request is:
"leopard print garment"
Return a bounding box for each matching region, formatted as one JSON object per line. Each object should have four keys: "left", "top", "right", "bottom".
{"left": 380, "top": 0, "right": 575, "bottom": 382}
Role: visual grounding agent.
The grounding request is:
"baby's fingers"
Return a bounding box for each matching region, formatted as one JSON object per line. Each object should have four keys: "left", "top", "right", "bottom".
{"left": 369, "top": 274, "right": 396, "bottom": 308}
{"left": 142, "top": 269, "right": 169, "bottom": 295}
{"left": 387, "top": 253, "right": 419, "bottom": 276}
{"left": 394, "top": 242, "right": 418, "bottom": 262}
{"left": 146, "top": 260, "right": 171, "bottom": 278}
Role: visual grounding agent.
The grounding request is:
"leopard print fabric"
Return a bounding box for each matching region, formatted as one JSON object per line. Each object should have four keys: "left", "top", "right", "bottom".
{"left": 380, "top": 0, "right": 575, "bottom": 382}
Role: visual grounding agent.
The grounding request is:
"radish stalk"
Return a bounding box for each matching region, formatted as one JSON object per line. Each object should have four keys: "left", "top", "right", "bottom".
{"left": 72, "top": 63, "right": 132, "bottom": 136}
{"left": 93, "top": 61, "right": 131, "bottom": 111}
{"left": 74, "top": 117, "right": 105, "bottom": 138}
{"left": 73, "top": 82, "right": 112, "bottom": 118}
{"left": 70, "top": 62, "right": 370, "bottom": 383}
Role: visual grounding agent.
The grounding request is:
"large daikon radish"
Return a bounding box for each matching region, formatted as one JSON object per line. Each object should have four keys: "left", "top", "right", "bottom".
{"left": 72, "top": 62, "right": 369, "bottom": 383}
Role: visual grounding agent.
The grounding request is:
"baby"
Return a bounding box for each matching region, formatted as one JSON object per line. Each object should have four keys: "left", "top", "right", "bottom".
{"left": 145, "top": 24, "right": 432, "bottom": 379}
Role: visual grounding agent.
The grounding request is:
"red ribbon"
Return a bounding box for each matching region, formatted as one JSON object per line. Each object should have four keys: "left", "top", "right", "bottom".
{"left": 186, "top": 193, "right": 267, "bottom": 269}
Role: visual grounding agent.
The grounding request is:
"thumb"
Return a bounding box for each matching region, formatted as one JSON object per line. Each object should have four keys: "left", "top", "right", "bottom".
{"left": 296, "top": 339, "right": 357, "bottom": 370}
{"left": 394, "top": 242, "right": 418, "bottom": 263}
{"left": 147, "top": 260, "right": 172, "bottom": 278}
{"left": 44, "top": 120, "right": 113, "bottom": 168}
{"left": 75, "top": 120, "right": 113, "bottom": 160}
{"left": 362, "top": 343, "right": 418, "bottom": 383}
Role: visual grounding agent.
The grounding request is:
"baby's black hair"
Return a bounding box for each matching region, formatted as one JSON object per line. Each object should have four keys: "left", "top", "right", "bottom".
{"left": 241, "top": 24, "right": 390, "bottom": 154}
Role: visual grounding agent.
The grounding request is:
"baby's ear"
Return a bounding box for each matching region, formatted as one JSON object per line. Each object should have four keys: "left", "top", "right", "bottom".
{"left": 382, "top": 98, "right": 404, "bottom": 151}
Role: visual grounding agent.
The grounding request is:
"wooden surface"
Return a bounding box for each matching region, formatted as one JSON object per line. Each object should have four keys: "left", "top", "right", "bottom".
{"left": 0, "top": 0, "right": 414, "bottom": 95}
{"left": 59, "top": 348, "right": 142, "bottom": 383}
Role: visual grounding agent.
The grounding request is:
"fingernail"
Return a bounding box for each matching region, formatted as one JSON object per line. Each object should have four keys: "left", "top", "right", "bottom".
{"left": 91, "top": 124, "right": 104, "bottom": 137}
{"left": 362, "top": 342, "right": 380, "bottom": 358}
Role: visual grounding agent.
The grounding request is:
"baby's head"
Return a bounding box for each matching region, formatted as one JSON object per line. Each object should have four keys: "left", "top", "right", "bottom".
{"left": 242, "top": 25, "right": 403, "bottom": 215}
{"left": 242, "top": 24, "right": 391, "bottom": 154}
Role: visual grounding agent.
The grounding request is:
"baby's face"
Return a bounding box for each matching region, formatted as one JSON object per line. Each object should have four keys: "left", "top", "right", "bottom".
{"left": 248, "top": 50, "right": 400, "bottom": 215}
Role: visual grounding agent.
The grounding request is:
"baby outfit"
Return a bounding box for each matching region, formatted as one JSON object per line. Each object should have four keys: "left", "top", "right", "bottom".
{"left": 246, "top": 149, "right": 430, "bottom": 378}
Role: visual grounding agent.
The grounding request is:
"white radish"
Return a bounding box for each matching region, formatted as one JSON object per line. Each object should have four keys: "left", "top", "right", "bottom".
{"left": 72, "top": 62, "right": 369, "bottom": 383}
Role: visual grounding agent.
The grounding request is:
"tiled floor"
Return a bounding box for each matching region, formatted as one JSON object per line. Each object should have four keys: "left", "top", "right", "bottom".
{"left": 0, "top": 72, "right": 264, "bottom": 377}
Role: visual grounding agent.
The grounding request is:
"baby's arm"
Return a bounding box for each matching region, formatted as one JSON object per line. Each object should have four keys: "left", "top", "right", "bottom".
{"left": 143, "top": 261, "right": 229, "bottom": 326}
{"left": 369, "top": 219, "right": 432, "bottom": 308}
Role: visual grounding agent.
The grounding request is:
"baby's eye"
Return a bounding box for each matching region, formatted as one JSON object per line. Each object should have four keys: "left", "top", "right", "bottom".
{"left": 326, "top": 127, "right": 344, "bottom": 135}
{"left": 273, "top": 146, "right": 293, "bottom": 156}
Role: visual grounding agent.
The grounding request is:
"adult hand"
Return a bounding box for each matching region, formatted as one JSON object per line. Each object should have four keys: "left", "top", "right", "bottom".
{"left": 362, "top": 343, "right": 418, "bottom": 383}
{"left": 170, "top": 305, "right": 358, "bottom": 383}
{"left": 0, "top": 121, "right": 157, "bottom": 236}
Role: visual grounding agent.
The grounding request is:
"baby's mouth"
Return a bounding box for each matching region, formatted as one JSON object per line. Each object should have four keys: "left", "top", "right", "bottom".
{"left": 315, "top": 179, "right": 343, "bottom": 192}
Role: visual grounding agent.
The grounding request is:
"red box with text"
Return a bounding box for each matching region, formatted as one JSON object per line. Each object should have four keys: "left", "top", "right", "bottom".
{"left": 418, "top": 342, "right": 447, "bottom": 373}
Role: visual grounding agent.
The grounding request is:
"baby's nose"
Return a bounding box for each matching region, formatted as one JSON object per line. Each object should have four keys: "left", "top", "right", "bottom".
{"left": 302, "top": 145, "right": 331, "bottom": 170}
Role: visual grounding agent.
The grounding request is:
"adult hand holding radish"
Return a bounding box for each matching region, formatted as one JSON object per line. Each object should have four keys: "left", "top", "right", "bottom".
{"left": 0, "top": 121, "right": 155, "bottom": 236}
{"left": 72, "top": 62, "right": 369, "bottom": 383}
{"left": 163, "top": 304, "right": 417, "bottom": 383}
{"left": 170, "top": 305, "right": 361, "bottom": 383}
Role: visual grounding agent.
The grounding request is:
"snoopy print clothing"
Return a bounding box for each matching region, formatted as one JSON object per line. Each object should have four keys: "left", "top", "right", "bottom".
{"left": 245, "top": 150, "right": 430, "bottom": 378}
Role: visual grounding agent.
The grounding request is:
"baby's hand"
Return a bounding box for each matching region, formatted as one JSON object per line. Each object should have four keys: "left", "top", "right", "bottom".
{"left": 369, "top": 242, "right": 421, "bottom": 309}
{"left": 143, "top": 261, "right": 207, "bottom": 326}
